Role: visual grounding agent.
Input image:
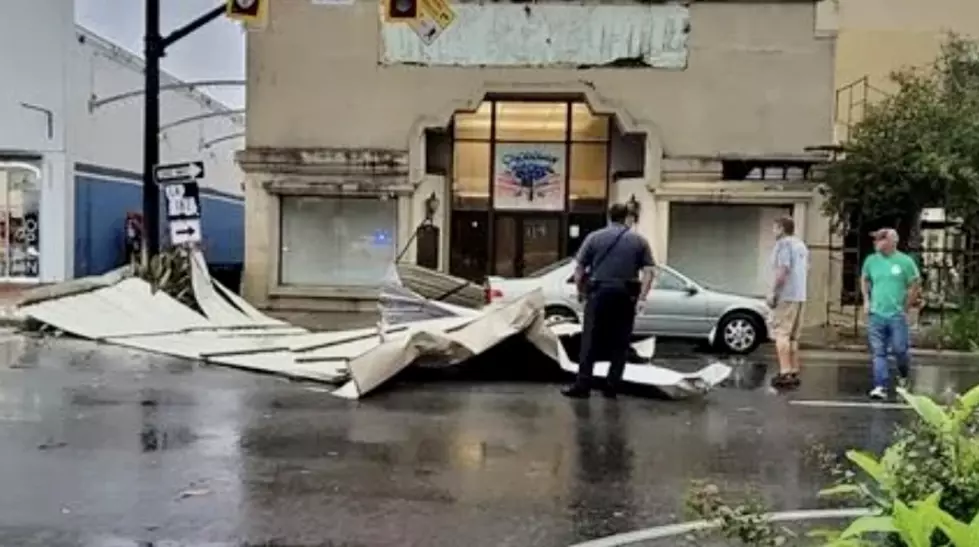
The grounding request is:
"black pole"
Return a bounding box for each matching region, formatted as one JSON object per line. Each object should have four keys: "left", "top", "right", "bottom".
{"left": 143, "top": 0, "right": 162, "bottom": 261}
{"left": 142, "top": 1, "right": 225, "bottom": 263}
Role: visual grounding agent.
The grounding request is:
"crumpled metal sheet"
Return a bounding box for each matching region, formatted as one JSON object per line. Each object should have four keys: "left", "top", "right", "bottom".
{"left": 18, "top": 252, "right": 731, "bottom": 399}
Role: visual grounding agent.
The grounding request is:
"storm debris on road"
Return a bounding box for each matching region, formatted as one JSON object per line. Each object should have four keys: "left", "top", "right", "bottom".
{"left": 17, "top": 253, "right": 730, "bottom": 399}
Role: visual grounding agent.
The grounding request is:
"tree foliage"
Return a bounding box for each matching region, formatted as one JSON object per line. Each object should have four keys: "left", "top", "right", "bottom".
{"left": 822, "top": 36, "right": 979, "bottom": 236}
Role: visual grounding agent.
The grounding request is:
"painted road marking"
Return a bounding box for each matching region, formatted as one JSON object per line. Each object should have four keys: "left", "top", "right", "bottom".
{"left": 789, "top": 399, "right": 910, "bottom": 410}
{"left": 568, "top": 507, "right": 874, "bottom": 547}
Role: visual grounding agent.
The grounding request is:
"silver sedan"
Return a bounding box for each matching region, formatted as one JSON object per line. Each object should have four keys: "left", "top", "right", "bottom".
{"left": 485, "top": 258, "right": 772, "bottom": 354}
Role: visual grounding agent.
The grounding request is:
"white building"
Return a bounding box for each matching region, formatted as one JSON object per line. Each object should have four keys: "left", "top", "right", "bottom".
{"left": 0, "top": 0, "right": 244, "bottom": 284}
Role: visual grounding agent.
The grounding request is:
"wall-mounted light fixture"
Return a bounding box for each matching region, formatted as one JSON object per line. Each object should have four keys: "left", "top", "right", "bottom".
{"left": 424, "top": 192, "right": 440, "bottom": 223}
{"left": 626, "top": 194, "right": 641, "bottom": 221}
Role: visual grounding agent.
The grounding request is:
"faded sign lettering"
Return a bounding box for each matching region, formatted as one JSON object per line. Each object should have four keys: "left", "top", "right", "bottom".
{"left": 380, "top": 3, "right": 690, "bottom": 68}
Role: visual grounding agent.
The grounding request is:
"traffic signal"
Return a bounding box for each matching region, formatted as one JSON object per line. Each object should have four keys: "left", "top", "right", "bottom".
{"left": 385, "top": 0, "right": 419, "bottom": 21}
{"left": 226, "top": 0, "right": 266, "bottom": 24}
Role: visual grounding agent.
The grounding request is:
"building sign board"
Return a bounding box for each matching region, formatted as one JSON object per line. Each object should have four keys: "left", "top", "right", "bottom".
{"left": 493, "top": 143, "right": 566, "bottom": 211}
{"left": 408, "top": 0, "right": 457, "bottom": 45}
{"left": 381, "top": 3, "right": 689, "bottom": 68}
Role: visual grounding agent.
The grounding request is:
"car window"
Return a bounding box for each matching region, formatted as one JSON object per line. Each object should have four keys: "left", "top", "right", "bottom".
{"left": 655, "top": 268, "right": 688, "bottom": 291}
{"left": 526, "top": 257, "right": 573, "bottom": 278}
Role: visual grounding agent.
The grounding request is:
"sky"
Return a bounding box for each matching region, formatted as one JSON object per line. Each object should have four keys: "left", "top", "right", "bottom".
{"left": 75, "top": 0, "right": 246, "bottom": 108}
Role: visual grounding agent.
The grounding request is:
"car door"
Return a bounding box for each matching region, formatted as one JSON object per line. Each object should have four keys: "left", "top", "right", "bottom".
{"left": 634, "top": 268, "right": 710, "bottom": 337}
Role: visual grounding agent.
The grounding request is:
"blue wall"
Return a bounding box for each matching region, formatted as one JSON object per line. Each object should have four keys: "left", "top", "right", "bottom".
{"left": 74, "top": 163, "right": 244, "bottom": 278}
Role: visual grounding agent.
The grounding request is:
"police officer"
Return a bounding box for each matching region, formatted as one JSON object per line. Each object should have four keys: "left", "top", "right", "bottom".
{"left": 562, "top": 203, "right": 656, "bottom": 399}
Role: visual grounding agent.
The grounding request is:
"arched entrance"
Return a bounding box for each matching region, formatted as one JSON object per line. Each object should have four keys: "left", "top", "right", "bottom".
{"left": 447, "top": 98, "right": 621, "bottom": 280}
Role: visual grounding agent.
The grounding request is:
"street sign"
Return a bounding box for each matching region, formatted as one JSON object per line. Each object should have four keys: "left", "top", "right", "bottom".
{"left": 154, "top": 161, "right": 205, "bottom": 184}
{"left": 158, "top": 163, "right": 204, "bottom": 246}
{"left": 169, "top": 218, "right": 202, "bottom": 246}
{"left": 409, "top": 0, "right": 456, "bottom": 45}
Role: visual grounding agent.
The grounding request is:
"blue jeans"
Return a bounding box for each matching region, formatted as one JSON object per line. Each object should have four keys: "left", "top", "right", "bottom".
{"left": 868, "top": 313, "right": 911, "bottom": 388}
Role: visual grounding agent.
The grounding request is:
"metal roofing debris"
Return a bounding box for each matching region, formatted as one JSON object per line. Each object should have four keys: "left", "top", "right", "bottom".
{"left": 17, "top": 252, "right": 731, "bottom": 399}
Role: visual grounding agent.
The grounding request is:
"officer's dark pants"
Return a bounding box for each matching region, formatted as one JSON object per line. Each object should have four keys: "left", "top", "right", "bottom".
{"left": 575, "top": 285, "right": 637, "bottom": 390}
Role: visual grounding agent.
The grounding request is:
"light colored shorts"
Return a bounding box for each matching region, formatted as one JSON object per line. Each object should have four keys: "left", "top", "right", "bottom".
{"left": 771, "top": 301, "right": 804, "bottom": 341}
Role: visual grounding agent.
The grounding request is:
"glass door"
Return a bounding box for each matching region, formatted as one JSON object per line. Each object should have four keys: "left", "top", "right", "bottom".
{"left": 0, "top": 163, "right": 41, "bottom": 280}
{"left": 493, "top": 214, "right": 561, "bottom": 277}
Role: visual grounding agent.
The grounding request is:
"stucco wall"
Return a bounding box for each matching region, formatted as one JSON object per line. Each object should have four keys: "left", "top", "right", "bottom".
{"left": 834, "top": 0, "right": 979, "bottom": 90}
{"left": 245, "top": 0, "right": 834, "bottom": 157}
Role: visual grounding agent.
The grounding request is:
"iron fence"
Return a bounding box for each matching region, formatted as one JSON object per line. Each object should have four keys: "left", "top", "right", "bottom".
{"left": 811, "top": 234, "right": 979, "bottom": 336}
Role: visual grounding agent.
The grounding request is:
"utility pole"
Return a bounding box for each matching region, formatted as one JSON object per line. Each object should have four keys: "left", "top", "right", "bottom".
{"left": 142, "top": 0, "right": 226, "bottom": 261}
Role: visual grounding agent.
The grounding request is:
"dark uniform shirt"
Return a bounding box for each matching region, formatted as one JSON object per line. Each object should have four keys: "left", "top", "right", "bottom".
{"left": 575, "top": 223, "right": 655, "bottom": 287}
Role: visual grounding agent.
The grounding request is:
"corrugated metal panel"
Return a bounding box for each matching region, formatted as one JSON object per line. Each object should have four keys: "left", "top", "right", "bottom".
{"left": 19, "top": 258, "right": 732, "bottom": 399}
{"left": 22, "top": 278, "right": 212, "bottom": 339}
{"left": 380, "top": 3, "right": 689, "bottom": 68}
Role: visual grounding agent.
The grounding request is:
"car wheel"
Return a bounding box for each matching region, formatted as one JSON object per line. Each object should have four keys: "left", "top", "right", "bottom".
{"left": 544, "top": 305, "right": 579, "bottom": 324}
{"left": 716, "top": 311, "right": 763, "bottom": 355}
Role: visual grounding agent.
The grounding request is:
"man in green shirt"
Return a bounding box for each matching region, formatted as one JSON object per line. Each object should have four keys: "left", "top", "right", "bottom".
{"left": 860, "top": 228, "right": 921, "bottom": 400}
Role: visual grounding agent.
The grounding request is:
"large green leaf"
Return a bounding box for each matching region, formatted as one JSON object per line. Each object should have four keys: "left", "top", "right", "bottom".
{"left": 918, "top": 502, "right": 979, "bottom": 546}
{"left": 838, "top": 515, "right": 897, "bottom": 539}
{"left": 892, "top": 499, "right": 938, "bottom": 547}
{"left": 953, "top": 383, "right": 979, "bottom": 424}
{"left": 846, "top": 450, "right": 887, "bottom": 485}
{"left": 898, "top": 388, "right": 951, "bottom": 431}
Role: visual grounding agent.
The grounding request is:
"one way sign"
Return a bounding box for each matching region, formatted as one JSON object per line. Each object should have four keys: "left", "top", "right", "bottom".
{"left": 169, "top": 218, "right": 202, "bottom": 246}
{"left": 156, "top": 160, "right": 205, "bottom": 247}
{"left": 154, "top": 161, "right": 204, "bottom": 183}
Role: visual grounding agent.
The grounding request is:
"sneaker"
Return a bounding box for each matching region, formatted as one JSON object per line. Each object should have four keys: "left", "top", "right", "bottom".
{"left": 868, "top": 386, "right": 887, "bottom": 400}
{"left": 770, "top": 373, "right": 798, "bottom": 390}
{"left": 788, "top": 373, "right": 802, "bottom": 388}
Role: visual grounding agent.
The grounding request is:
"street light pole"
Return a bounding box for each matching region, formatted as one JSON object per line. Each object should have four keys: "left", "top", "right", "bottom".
{"left": 143, "top": 0, "right": 162, "bottom": 262}
{"left": 142, "top": 1, "right": 227, "bottom": 261}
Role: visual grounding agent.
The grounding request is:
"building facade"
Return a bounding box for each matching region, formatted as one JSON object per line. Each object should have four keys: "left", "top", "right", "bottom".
{"left": 240, "top": 0, "right": 836, "bottom": 319}
{"left": 0, "top": 0, "right": 244, "bottom": 284}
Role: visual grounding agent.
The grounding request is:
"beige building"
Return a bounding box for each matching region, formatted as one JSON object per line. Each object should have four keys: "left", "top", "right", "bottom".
{"left": 238, "top": 0, "right": 836, "bottom": 322}
{"left": 829, "top": 0, "right": 979, "bottom": 138}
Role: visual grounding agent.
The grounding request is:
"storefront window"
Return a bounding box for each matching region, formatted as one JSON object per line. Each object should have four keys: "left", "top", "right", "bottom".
{"left": 495, "top": 102, "right": 568, "bottom": 142}
{"left": 571, "top": 103, "right": 609, "bottom": 142}
{"left": 0, "top": 163, "right": 41, "bottom": 279}
{"left": 448, "top": 99, "right": 611, "bottom": 278}
{"left": 453, "top": 102, "right": 492, "bottom": 140}
{"left": 569, "top": 143, "right": 608, "bottom": 212}
{"left": 452, "top": 141, "right": 491, "bottom": 209}
{"left": 279, "top": 196, "right": 397, "bottom": 287}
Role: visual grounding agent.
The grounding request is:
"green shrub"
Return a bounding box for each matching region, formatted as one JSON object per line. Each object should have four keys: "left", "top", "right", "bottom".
{"left": 934, "top": 300, "right": 979, "bottom": 351}
{"left": 686, "top": 385, "right": 979, "bottom": 546}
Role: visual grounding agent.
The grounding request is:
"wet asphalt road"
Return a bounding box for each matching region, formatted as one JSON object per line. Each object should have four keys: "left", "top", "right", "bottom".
{"left": 0, "top": 335, "right": 977, "bottom": 547}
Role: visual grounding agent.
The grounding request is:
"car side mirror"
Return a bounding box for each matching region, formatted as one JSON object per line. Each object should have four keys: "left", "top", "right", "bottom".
{"left": 684, "top": 285, "right": 698, "bottom": 295}
{"left": 566, "top": 275, "right": 575, "bottom": 284}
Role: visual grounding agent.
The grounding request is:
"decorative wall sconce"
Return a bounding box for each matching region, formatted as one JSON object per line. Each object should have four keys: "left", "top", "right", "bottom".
{"left": 424, "top": 192, "right": 440, "bottom": 223}
{"left": 626, "top": 194, "right": 641, "bottom": 220}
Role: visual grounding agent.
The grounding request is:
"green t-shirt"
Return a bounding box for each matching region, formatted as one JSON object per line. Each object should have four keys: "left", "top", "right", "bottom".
{"left": 861, "top": 251, "right": 920, "bottom": 317}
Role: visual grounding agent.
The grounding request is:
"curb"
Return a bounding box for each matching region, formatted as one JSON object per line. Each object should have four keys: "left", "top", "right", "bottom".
{"left": 798, "top": 346, "right": 979, "bottom": 365}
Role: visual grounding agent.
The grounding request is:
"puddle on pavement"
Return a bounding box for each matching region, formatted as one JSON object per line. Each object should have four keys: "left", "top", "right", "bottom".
{"left": 66, "top": 387, "right": 199, "bottom": 408}
{"left": 140, "top": 424, "right": 199, "bottom": 452}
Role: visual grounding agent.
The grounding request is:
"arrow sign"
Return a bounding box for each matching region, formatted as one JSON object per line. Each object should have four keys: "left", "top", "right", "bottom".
{"left": 154, "top": 161, "right": 205, "bottom": 183}
{"left": 169, "top": 218, "right": 202, "bottom": 246}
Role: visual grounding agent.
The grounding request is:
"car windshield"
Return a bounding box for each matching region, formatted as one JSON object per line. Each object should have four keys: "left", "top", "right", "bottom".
{"left": 525, "top": 257, "right": 573, "bottom": 278}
